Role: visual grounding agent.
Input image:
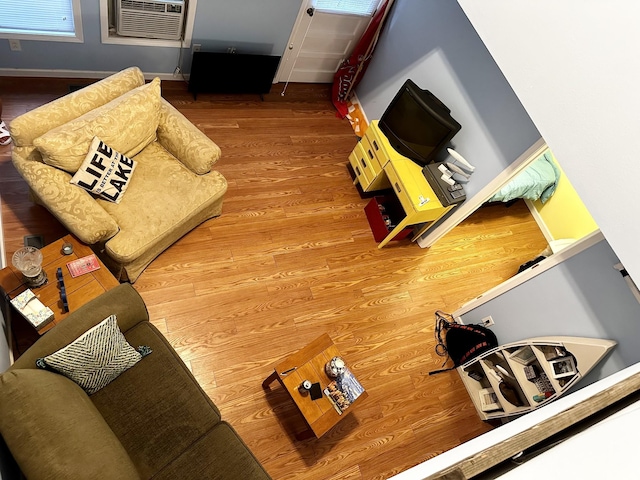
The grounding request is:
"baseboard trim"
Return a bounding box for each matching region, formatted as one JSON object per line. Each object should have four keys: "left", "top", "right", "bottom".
{"left": 0, "top": 68, "right": 189, "bottom": 82}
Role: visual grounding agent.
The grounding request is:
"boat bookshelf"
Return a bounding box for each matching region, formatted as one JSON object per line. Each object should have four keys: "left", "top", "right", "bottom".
{"left": 458, "top": 336, "right": 616, "bottom": 420}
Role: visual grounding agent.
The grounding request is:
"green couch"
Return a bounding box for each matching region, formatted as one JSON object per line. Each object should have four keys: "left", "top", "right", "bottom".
{"left": 0, "top": 284, "right": 270, "bottom": 480}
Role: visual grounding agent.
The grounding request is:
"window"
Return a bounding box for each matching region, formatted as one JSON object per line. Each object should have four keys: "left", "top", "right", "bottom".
{"left": 0, "top": 0, "right": 83, "bottom": 42}
{"left": 312, "top": 0, "right": 381, "bottom": 16}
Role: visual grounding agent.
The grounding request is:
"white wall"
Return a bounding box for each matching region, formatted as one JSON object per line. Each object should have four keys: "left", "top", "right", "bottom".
{"left": 457, "top": 0, "right": 640, "bottom": 286}
{"left": 496, "top": 398, "right": 640, "bottom": 479}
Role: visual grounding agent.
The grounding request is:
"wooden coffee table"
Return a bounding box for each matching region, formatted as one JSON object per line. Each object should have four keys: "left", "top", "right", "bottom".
{"left": 1, "top": 234, "right": 119, "bottom": 356}
{"left": 262, "top": 334, "right": 367, "bottom": 440}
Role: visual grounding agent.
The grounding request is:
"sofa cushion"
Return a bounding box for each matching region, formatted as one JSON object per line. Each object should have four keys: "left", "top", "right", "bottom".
{"left": 70, "top": 137, "right": 138, "bottom": 204}
{"left": 91, "top": 321, "right": 222, "bottom": 478}
{"left": 154, "top": 422, "right": 271, "bottom": 480}
{"left": 9, "top": 66, "right": 145, "bottom": 148}
{"left": 36, "top": 314, "right": 152, "bottom": 394}
{"left": 0, "top": 369, "right": 140, "bottom": 480}
{"left": 34, "top": 77, "right": 161, "bottom": 173}
{"left": 99, "top": 141, "right": 227, "bottom": 263}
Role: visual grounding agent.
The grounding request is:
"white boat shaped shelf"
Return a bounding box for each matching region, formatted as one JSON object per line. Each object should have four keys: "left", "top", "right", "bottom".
{"left": 458, "top": 336, "right": 616, "bottom": 420}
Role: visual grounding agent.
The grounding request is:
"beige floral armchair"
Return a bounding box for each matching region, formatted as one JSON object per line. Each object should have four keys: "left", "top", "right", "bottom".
{"left": 10, "top": 67, "right": 227, "bottom": 282}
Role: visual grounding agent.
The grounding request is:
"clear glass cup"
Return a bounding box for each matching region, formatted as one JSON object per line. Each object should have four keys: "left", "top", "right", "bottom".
{"left": 12, "top": 246, "right": 47, "bottom": 287}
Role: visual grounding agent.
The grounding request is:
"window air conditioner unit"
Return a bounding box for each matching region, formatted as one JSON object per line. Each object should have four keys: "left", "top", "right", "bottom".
{"left": 117, "top": 0, "right": 185, "bottom": 41}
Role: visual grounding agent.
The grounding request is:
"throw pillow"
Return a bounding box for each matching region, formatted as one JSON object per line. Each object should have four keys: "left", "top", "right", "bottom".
{"left": 36, "top": 314, "right": 152, "bottom": 394}
{"left": 70, "top": 136, "right": 137, "bottom": 204}
{"left": 33, "top": 77, "right": 161, "bottom": 173}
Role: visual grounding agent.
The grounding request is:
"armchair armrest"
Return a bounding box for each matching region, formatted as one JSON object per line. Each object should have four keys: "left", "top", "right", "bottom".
{"left": 10, "top": 284, "right": 149, "bottom": 371}
{"left": 12, "top": 146, "right": 119, "bottom": 245}
{"left": 157, "top": 98, "right": 221, "bottom": 175}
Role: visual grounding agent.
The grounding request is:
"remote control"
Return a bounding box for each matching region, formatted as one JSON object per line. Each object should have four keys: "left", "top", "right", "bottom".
{"left": 447, "top": 148, "right": 475, "bottom": 172}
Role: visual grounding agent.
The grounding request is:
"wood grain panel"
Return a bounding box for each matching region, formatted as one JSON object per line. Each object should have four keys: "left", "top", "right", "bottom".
{"left": 0, "top": 78, "right": 550, "bottom": 479}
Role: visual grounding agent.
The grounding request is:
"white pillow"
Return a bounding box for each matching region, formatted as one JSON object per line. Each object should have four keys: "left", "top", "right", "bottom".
{"left": 70, "top": 136, "right": 137, "bottom": 204}
{"left": 36, "top": 314, "right": 152, "bottom": 395}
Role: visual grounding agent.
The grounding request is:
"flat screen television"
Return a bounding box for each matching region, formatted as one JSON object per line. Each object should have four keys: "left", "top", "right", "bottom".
{"left": 379, "top": 79, "right": 461, "bottom": 166}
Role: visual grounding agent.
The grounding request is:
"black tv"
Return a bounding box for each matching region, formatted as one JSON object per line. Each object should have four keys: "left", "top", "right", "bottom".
{"left": 379, "top": 79, "right": 461, "bottom": 166}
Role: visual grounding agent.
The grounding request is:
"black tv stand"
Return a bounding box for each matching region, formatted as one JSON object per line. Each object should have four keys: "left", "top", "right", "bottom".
{"left": 189, "top": 52, "right": 281, "bottom": 100}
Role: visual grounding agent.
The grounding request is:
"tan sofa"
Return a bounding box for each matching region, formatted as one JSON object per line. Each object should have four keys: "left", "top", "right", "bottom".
{"left": 0, "top": 284, "right": 271, "bottom": 479}
{"left": 10, "top": 67, "right": 227, "bottom": 282}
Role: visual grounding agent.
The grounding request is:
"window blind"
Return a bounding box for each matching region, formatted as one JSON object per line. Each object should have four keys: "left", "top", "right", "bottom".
{"left": 1, "top": 0, "right": 76, "bottom": 36}
{"left": 312, "top": 0, "right": 380, "bottom": 16}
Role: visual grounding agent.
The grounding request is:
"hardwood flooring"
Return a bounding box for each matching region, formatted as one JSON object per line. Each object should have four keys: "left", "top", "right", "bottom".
{"left": 0, "top": 77, "right": 549, "bottom": 479}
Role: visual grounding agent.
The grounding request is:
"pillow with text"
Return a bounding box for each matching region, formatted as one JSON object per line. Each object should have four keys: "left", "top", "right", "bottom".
{"left": 70, "top": 136, "right": 137, "bottom": 204}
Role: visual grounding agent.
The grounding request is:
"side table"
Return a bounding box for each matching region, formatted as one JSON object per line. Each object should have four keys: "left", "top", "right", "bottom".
{"left": 262, "top": 334, "right": 368, "bottom": 440}
{"left": 0, "top": 234, "right": 119, "bottom": 358}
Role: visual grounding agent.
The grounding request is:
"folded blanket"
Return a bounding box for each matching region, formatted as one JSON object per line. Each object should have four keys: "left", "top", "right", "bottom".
{"left": 489, "top": 151, "right": 560, "bottom": 204}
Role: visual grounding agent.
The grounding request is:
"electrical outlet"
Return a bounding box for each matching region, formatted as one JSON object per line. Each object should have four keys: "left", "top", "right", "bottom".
{"left": 227, "top": 46, "right": 237, "bottom": 54}
{"left": 173, "top": 66, "right": 181, "bottom": 77}
{"left": 481, "top": 316, "right": 495, "bottom": 327}
{"left": 192, "top": 43, "right": 201, "bottom": 52}
{"left": 9, "top": 39, "right": 21, "bottom": 51}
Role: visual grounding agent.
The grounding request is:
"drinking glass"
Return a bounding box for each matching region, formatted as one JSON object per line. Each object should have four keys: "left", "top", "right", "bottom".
{"left": 12, "top": 246, "right": 47, "bottom": 287}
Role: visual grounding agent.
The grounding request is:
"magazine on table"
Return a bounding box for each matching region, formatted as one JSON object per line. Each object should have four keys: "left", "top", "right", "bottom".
{"left": 324, "top": 368, "right": 365, "bottom": 415}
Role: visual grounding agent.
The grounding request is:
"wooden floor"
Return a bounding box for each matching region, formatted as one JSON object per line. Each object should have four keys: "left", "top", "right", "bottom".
{"left": 0, "top": 77, "right": 549, "bottom": 480}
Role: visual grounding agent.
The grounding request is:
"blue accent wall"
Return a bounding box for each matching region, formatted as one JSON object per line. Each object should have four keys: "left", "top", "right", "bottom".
{"left": 461, "top": 240, "right": 640, "bottom": 388}
{"left": 0, "top": 0, "right": 302, "bottom": 75}
{"left": 356, "top": 0, "right": 541, "bottom": 200}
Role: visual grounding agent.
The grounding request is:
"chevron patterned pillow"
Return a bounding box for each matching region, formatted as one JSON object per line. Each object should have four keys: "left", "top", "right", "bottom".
{"left": 36, "top": 314, "right": 152, "bottom": 394}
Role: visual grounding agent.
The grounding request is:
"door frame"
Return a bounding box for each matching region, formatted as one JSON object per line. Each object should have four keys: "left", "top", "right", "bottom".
{"left": 418, "top": 137, "right": 548, "bottom": 249}
{"left": 413, "top": 136, "right": 605, "bottom": 318}
{"left": 276, "top": 0, "right": 381, "bottom": 84}
{"left": 275, "top": 0, "right": 312, "bottom": 83}
{"left": 453, "top": 230, "right": 604, "bottom": 318}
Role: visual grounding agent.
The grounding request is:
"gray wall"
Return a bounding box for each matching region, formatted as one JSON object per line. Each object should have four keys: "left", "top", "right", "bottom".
{"left": 356, "top": 0, "right": 541, "bottom": 200}
{"left": 0, "top": 0, "right": 302, "bottom": 75}
{"left": 457, "top": 0, "right": 640, "bottom": 293}
{"left": 460, "top": 240, "right": 640, "bottom": 388}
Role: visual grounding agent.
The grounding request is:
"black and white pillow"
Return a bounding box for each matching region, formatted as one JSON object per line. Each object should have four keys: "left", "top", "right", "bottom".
{"left": 70, "top": 136, "right": 137, "bottom": 204}
{"left": 36, "top": 314, "right": 151, "bottom": 394}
